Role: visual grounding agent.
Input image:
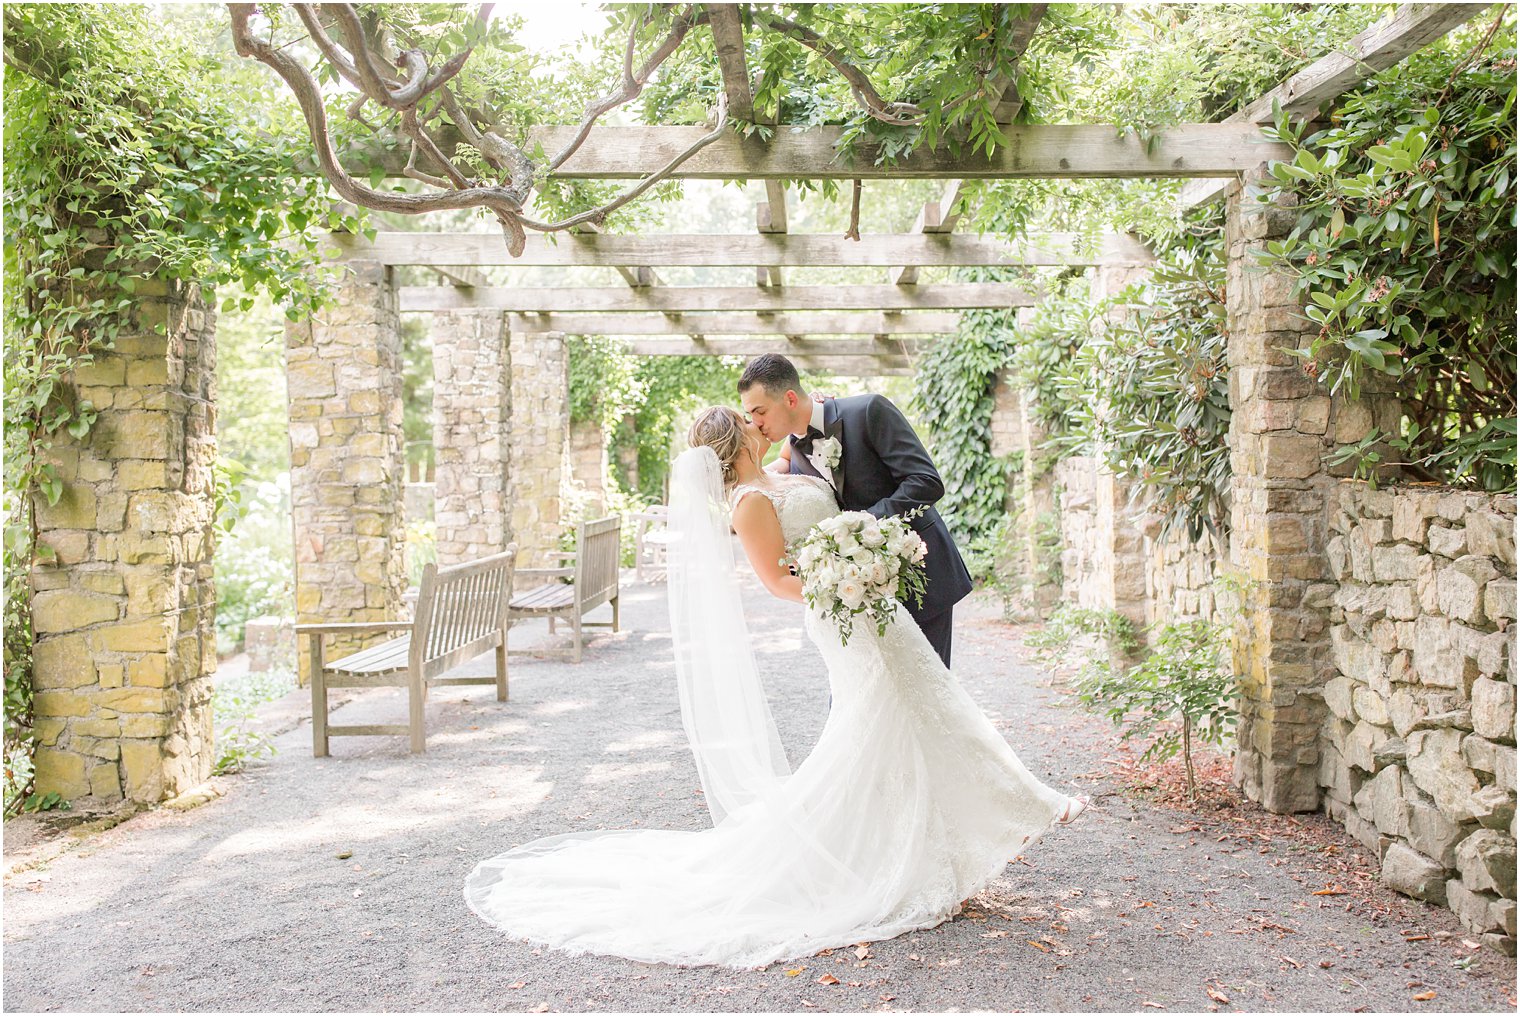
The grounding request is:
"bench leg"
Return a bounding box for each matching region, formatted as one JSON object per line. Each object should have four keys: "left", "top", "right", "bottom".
{"left": 495, "top": 633, "right": 509, "bottom": 702}
{"left": 309, "top": 639, "right": 329, "bottom": 757}
{"left": 611, "top": 595, "right": 620, "bottom": 633}
{"left": 408, "top": 671, "right": 426, "bottom": 754}
{"left": 572, "top": 612, "right": 583, "bottom": 664}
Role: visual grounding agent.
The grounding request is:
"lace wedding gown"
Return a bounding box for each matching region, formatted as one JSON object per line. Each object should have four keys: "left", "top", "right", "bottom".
{"left": 463, "top": 475, "right": 1075, "bottom": 969}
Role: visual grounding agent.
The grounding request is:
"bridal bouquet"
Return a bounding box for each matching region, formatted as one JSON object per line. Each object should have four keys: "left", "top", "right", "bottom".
{"left": 786, "top": 509, "right": 928, "bottom": 646}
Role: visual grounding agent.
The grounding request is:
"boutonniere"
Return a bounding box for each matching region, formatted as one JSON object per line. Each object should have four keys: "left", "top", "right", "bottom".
{"left": 815, "top": 436, "right": 842, "bottom": 471}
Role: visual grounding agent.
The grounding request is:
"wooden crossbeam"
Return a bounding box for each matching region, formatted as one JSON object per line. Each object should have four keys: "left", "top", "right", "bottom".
{"left": 1179, "top": 3, "right": 1491, "bottom": 209}
{"left": 523, "top": 123, "right": 1291, "bottom": 179}
{"left": 621, "top": 339, "right": 925, "bottom": 357}
{"left": 398, "top": 282, "right": 1037, "bottom": 313}
{"left": 337, "top": 231, "right": 1153, "bottom": 267}
{"left": 507, "top": 311, "right": 959, "bottom": 336}
{"left": 348, "top": 123, "right": 1292, "bottom": 180}
{"left": 431, "top": 266, "right": 488, "bottom": 288}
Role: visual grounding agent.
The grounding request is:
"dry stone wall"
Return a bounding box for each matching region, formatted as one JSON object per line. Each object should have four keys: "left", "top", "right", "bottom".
{"left": 1319, "top": 483, "right": 1516, "bottom": 953}
{"left": 31, "top": 277, "right": 218, "bottom": 804}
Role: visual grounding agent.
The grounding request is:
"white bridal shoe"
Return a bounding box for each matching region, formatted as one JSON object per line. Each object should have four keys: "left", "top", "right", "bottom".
{"left": 1056, "top": 793, "right": 1093, "bottom": 825}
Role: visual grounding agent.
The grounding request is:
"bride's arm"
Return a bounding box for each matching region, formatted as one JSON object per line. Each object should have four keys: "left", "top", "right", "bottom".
{"left": 732, "top": 492, "right": 804, "bottom": 603}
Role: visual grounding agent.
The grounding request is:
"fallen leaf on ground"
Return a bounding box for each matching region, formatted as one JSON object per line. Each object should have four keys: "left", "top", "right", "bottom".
{"left": 785, "top": 968, "right": 804, "bottom": 977}
{"left": 1027, "top": 940, "right": 1049, "bottom": 952}
{"left": 1205, "top": 985, "right": 1230, "bottom": 1004}
{"left": 854, "top": 944, "right": 871, "bottom": 960}
{"left": 1311, "top": 886, "right": 1347, "bottom": 896}
{"left": 507, "top": 982, "right": 525, "bottom": 990}
{"left": 816, "top": 974, "right": 840, "bottom": 985}
{"left": 1412, "top": 991, "right": 1437, "bottom": 1001}
{"left": 1143, "top": 1002, "right": 1166, "bottom": 1009}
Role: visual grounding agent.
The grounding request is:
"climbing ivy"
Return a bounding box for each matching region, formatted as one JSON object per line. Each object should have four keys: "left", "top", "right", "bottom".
{"left": 3, "top": 4, "right": 357, "bottom": 809}
{"left": 911, "top": 273, "right": 1022, "bottom": 545}
{"left": 567, "top": 335, "right": 646, "bottom": 434}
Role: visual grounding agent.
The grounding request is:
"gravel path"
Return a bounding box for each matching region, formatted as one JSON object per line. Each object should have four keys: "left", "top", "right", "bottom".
{"left": 4, "top": 571, "right": 1515, "bottom": 1013}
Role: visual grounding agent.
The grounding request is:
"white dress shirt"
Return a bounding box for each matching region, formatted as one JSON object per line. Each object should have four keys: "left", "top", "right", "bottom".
{"left": 795, "top": 397, "right": 835, "bottom": 486}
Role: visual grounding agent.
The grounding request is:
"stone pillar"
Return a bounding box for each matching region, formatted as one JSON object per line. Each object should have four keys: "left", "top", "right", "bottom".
{"left": 1017, "top": 386, "right": 1061, "bottom": 616}
{"left": 431, "top": 310, "right": 511, "bottom": 567}
{"left": 508, "top": 329, "right": 571, "bottom": 567}
{"left": 31, "top": 277, "right": 218, "bottom": 804}
{"left": 1091, "top": 262, "right": 1153, "bottom": 637}
{"left": 1225, "top": 165, "right": 1402, "bottom": 813}
{"left": 286, "top": 260, "right": 407, "bottom": 683}
{"left": 570, "top": 419, "right": 610, "bottom": 514}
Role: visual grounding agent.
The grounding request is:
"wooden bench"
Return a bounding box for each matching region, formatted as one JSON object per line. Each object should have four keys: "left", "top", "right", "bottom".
{"left": 508, "top": 516, "right": 621, "bottom": 663}
{"left": 630, "top": 506, "right": 671, "bottom": 582}
{"left": 296, "top": 545, "right": 518, "bottom": 756}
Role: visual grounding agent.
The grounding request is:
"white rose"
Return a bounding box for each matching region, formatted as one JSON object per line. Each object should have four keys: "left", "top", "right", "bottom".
{"left": 860, "top": 524, "right": 886, "bottom": 549}
{"left": 837, "top": 578, "right": 867, "bottom": 609}
{"left": 911, "top": 538, "right": 928, "bottom": 563}
{"left": 868, "top": 561, "right": 889, "bottom": 586}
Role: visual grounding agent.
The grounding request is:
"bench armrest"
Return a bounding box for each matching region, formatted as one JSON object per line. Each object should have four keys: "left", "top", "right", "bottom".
{"left": 294, "top": 621, "right": 413, "bottom": 636}
{"left": 550, "top": 551, "right": 577, "bottom": 562}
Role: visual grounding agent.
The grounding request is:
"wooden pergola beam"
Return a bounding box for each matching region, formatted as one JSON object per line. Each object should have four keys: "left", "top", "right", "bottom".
{"left": 344, "top": 123, "right": 1292, "bottom": 180}
{"left": 336, "top": 231, "right": 1153, "bottom": 267}
{"left": 522, "top": 123, "right": 1290, "bottom": 179}
{"left": 431, "top": 266, "right": 488, "bottom": 288}
{"left": 1179, "top": 2, "right": 1491, "bottom": 209}
{"left": 620, "top": 339, "right": 926, "bottom": 357}
{"left": 505, "top": 311, "right": 959, "bottom": 336}
{"left": 398, "top": 282, "right": 1038, "bottom": 313}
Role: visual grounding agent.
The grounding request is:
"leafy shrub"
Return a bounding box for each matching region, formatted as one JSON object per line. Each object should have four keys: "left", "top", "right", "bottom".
{"left": 1073, "top": 618, "right": 1239, "bottom": 801}
{"left": 211, "top": 666, "right": 294, "bottom": 775}
{"left": 1256, "top": 13, "right": 1517, "bottom": 491}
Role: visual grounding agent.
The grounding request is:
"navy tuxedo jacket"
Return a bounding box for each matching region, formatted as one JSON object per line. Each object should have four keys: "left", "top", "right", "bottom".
{"left": 789, "top": 394, "right": 973, "bottom": 619}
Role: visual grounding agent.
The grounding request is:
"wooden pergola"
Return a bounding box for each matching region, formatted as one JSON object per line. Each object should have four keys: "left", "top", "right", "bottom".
{"left": 326, "top": 3, "right": 1488, "bottom": 378}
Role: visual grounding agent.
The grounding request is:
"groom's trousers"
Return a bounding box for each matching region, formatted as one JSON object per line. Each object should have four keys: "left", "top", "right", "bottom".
{"left": 914, "top": 607, "right": 954, "bottom": 669}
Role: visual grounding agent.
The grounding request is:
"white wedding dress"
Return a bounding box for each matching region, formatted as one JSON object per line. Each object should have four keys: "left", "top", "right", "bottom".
{"left": 463, "top": 473, "right": 1075, "bottom": 969}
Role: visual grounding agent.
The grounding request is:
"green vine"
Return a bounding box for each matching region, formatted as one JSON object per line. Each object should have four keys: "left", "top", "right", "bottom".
{"left": 3, "top": 4, "right": 357, "bottom": 811}
{"left": 911, "top": 273, "right": 1022, "bottom": 545}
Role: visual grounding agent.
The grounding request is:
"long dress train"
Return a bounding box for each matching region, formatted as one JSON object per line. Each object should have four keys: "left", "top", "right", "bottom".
{"left": 463, "top": 478, "right": 1074, "bottom": 969}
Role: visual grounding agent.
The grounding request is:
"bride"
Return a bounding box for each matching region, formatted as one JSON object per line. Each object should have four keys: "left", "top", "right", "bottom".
{"left": 463, "top": 406, "right": 1091, "bottom": 969}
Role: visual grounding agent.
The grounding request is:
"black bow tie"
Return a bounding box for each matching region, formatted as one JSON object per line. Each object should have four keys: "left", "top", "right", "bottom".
{"left": 794, "top": 426, "right": 824, "bottom": 452}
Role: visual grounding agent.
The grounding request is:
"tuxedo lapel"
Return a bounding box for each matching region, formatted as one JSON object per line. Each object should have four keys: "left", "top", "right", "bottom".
{"left": 788, "top": 434, "right": 825, "bottom": 481}
{"left": 822, "top": 398, "right": 846, "bottom": 498}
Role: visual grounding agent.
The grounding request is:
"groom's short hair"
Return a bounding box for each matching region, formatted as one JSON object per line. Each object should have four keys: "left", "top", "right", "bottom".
{"left": 738, "top": 354, "right": 803, "bottom": 397}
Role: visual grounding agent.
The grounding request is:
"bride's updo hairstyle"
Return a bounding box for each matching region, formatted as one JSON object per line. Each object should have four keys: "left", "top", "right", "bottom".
{"left": 688, "top": 406, "right": 748, "bottom": 486}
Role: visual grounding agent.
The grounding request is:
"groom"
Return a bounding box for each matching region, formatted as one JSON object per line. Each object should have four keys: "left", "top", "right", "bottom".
{"left": 739, "top": 353, "right": 973, "bottom": 667}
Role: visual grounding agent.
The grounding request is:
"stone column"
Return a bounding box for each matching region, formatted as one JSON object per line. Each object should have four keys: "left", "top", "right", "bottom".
{"left": 1017, "top": 385, "right": 1061, "bottom": 616}
{"left": 508, "top": 329, "right": 571, "bottom": 567}
{"left": 286, "top": 260, "right": 407, "bottom": 683}
{"left": 1091, "top": 262, "right": 1153, "bottom": 638}
{"left": 570, "top": 419, "right": 610, "bottom": 514}
{"left": 31, "top": 277, "right": 218, "bottom": 804}
{"left": 1225, "top": 165, "right": 1402, "bottom": 813}
{"left": 431, "top": 310, "right": 511, "bottom": 567}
